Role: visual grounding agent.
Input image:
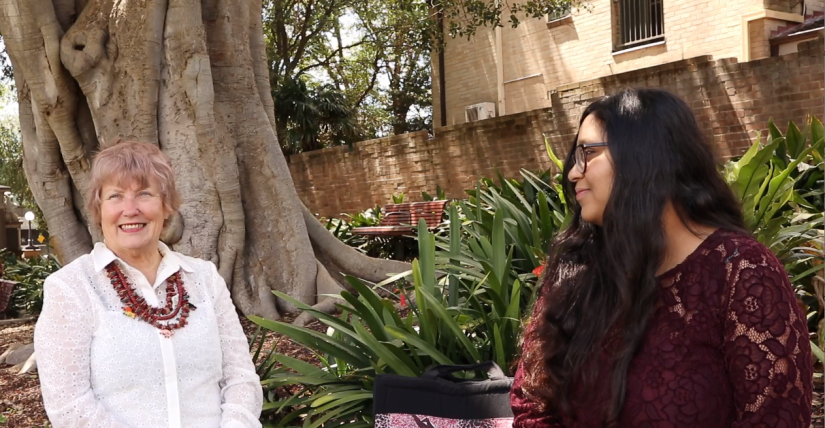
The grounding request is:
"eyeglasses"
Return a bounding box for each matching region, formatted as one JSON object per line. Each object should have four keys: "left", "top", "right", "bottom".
{"left": 574, "top": 142, "right": 608, "bottom": 174}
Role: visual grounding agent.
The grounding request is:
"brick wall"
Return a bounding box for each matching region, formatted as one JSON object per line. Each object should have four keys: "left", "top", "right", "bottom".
{"left": 291, "top": 37, "right": 824, "bottom": 217}
{"left": 437, "top": 0, "right": 769, "bottom": 127}
{"left": 434, "top": 0, "right": 818, "bottom": 128}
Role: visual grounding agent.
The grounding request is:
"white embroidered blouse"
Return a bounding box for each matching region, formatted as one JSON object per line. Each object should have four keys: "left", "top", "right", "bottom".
{"left": 34, "top": 242, "right": 263, "bottom": 428}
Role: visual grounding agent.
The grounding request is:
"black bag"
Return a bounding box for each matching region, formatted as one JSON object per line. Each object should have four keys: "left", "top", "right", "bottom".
{"left": 373, "top": 362, "right": 514, "bottom": 428}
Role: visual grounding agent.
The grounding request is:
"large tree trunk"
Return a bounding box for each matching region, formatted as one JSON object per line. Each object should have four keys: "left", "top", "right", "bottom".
{"left": 0, "top": 0, "right": 410, "bottom": 322}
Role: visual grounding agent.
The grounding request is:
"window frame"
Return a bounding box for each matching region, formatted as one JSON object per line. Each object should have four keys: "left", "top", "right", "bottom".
{"left": 612, "top": 0, "right": 666, "bottom": 52}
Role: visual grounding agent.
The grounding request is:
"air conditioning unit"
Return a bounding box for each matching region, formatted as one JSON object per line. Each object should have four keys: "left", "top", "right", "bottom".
{"left": 465, "top": 102, "right": 496, "bottom": 122}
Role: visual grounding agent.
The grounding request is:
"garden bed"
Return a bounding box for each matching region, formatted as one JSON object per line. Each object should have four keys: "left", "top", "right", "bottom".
{"left": 0, "top": 314, "right": 822, "bottom": 427}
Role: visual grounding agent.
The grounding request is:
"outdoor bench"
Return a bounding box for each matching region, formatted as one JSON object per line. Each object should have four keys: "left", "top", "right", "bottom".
{"left": 352, "top": 200, "right": 449, "bottom": 237}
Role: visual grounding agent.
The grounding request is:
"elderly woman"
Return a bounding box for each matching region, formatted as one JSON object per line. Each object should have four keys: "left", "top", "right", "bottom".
{"left": 34, "top": 141, "right": 262, "bottom": 427}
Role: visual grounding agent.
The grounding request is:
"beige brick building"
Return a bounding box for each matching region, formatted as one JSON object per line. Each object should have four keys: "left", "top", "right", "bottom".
{"left": 432, "top": 0, "right": 824, "bottom": 128}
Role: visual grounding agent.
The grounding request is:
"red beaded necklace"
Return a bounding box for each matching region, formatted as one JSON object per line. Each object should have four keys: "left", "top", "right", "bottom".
{"left": 105, "top": 262, "right": 196, "bottom": 338}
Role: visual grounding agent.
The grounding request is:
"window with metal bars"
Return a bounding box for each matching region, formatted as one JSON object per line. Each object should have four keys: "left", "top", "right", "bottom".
{"left": 614, "top": 0, "right": 665, "bottom": 51}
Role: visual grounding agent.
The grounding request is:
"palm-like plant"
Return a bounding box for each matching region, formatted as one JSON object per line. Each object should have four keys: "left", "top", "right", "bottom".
{"left": 251, "top": 207, "right": 540, "bottom": 427}
{"left": 724, "top": 116, "right": 824, "bottom": 360}
{"left": 274, "top": 78, "right": 361, "bottom": 155}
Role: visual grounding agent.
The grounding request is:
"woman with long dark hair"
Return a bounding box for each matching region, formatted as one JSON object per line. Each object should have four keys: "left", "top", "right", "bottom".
{"left": 511, "top": 89, "right": 812, "bottom": 427}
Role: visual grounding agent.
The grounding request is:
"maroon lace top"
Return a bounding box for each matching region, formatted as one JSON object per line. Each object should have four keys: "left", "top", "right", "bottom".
{"left": 511, "top": 230, "right": 813, "bottom": 428}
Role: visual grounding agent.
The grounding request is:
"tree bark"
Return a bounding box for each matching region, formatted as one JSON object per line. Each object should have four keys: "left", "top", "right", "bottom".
{"left": 0, "top": 0, "right": 410, "bottom": 323}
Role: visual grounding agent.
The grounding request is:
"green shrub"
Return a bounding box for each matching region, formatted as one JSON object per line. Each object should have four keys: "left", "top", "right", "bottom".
{"left": 724, "top": 116, "right": 824, "bottom": 361}
{"left": 1, "top": 250, "right": 61, "bottom": 316}
{"left": 261, "top": 117, "right": 824, "bottom": 426}
{"left": 251, "top": 213, "right": 533, "bottom": 427}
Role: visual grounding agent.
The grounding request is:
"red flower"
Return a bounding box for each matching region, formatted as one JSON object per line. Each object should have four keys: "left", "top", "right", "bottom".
{"left": 400, "top": 293, "right": 407, "bottom": 307}
{"left": 532, "top": 264, "right": 546, "bottom": 277}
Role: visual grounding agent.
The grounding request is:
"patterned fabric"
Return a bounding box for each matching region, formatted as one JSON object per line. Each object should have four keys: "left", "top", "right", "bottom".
{"left": 34, "top": 242, "right": 262, "bottom": 428}
{"left": 511, "top": 230, "right": 812, "bottom": 428}
{"left": 375, "top": 414, "right": 513, "bottom": 428}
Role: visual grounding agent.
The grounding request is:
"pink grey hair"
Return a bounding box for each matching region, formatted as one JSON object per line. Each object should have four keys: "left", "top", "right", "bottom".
{"left": 85, "top": 141, "right": 181, "bottom": 227}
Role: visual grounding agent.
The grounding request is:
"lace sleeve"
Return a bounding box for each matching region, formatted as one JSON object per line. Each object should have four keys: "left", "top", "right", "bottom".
{"left": 722, "top": 243, "right": 812, "bottom": 428}
{"left": 206, "top": 262, "right": 263, "bottom": 428}
{"left": 34, "top": 275, "right": 132, "bottom": 427}
{"left": 511, "top": 288, "right": 565, "bottom": 428}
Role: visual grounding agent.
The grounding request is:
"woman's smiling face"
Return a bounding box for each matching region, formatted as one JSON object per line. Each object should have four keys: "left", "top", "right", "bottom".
{"left": 99, "top": 178, "right": 169, "bottom": 258}
{"left": 567, "top": 114, "right": 614, "bottom": 226}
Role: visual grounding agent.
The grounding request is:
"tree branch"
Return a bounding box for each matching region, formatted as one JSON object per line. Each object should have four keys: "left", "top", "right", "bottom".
{"left": 295, "top": 39, "right": 370, "bottom": 77}
{"left": 355, "top": 50, "right": 383, "bottom": 106}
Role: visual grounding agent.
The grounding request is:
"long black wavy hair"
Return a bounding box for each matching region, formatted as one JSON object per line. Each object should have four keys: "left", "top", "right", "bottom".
{"left": 519, "top": 88, "right": 746, "bottom": 424}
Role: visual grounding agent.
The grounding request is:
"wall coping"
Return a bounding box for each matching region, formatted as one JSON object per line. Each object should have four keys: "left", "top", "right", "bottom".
{"left": 555, "top": 55, "right": 716, "bottom": 93}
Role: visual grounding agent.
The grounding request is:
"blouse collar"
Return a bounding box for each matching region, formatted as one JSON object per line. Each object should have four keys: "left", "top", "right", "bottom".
{"left": 92, "top": 241, "right": 195, "bottom": 278}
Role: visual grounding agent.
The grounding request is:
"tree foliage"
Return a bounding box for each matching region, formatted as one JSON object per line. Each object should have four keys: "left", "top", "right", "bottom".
{"left": 436, "top": 0, "right": 582, "bottom": 38}
{"left": 0, "top": 88, "right": 43, "bottom": 226}
{"left": 274, "top": 77, "right": 361, "bottom": 154}
{"left": 263, "top": 0, "right": 580, "bottom": 153}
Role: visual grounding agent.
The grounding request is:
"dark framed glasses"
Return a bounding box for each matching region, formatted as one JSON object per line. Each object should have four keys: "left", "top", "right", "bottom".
{"left": 574, "top": 142, "right": 608, "bottom": 174}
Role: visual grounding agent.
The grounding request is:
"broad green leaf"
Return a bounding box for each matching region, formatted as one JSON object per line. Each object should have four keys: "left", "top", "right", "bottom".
{"left": 789, "top": 263, "right": 824, "bottom": 283}
{"left": 418, "top": 290, "right": 482, "bottom": 361}
{"left": 304, "top": 401, "right": 363, "bottom": 428}
{"left": 249, "top": 316, "right": 370, "bottom": 368}
{"left": 811, "top": 116, "right": 824, "bottom": 151}
{"left": 482, "top": 286, "right": 507, "bottom": 319}
{"left": 374, "top": 270, "right": 414, "bottom": 289}
{"left": 469, "top": 237, "right": 491, "bottom": 261}
{"left": 261, "top": 374, "right": 335, "bottom": 386}
{"left": 352, "top": 320, "right": 416, "bottom": 377}
{"left": 312, "top": 393, "right": 371, "bottom": 414}
{"left": 476, "top": 181, "right": 483, "bottom": 223}
{"left": 262, "top": 394, "right": 315, "bottom": 411}
{"left": 346, "top": 277, "right": 390, "bottom": 324}
{"left": 250, "top": 325, "right": 265, "bottom": 363}
{"left": 506, "top": 280, "right": 522, "bottom": 322}
{"left": 275, "top": 354, "right": 331, "bottom": 377}
{"left": 543, "top": 133, "right": 565, "bottom": 171}
{"left": 530, "top": 207, "right": 541, "bottom": 253}
{"left": 734, "top": 136, "right": 781, "bottom": 201}
{"left": 755, "top": 140, "right": 823, "bottom": 226}
{"left": 311, "top": 391, "right": 373, "bottom": 408}
{"left": 502, "top": 175, "right": 532, "bottom": 212}
{"left": 449, "top": 205, "right": 461, "bottom": 307}
{"left": 383, "top": 336, "right": 422, "bottom": 370}
{"left": 382, "top": 303, "right": 401, "bottom": 330}
{"left": 404, "top": 310, "right": 415, "bottom": 333}
{"left": 741, "top": 163, "right": 771, "bottom": 222}
{"left": 492, "top": 209, "right": 506, "bottom": 287}
{"left": 272, "top": 291, "right": 354, "bottom": 333}
{"left": 786, "top": 120, "right": 804, "bottom": 159}
{"left": 493, "top": 324, "right": 506, "bottom": 370}
{"left": 412, "top": 260, "right": 435, "bottom": 344}
{"left": 417, "top": 221, "right": 436, "bottom": 296}
{"left": 339, "top": 291, "right": 389, "bottom": 343}
{"left": 386, "top": 326, "right": 455, "bottom": 365}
